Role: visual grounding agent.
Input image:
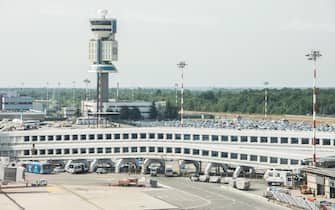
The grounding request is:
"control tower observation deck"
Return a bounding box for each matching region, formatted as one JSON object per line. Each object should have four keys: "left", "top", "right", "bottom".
{"left": 88, "top": 10, "right": 118, "bottom": 105}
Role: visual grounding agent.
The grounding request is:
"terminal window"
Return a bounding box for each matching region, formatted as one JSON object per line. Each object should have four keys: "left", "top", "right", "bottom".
{"left": 80, "top": 148, "right": 86, "bottom": 154}
{"left": 280, "top": 137, "right": 288, "bottom": 144}
{"left": 202, "top": 150, "right": 209, "bottom": 156}
{"left": 97, "top": 147, "right": 103, "bottom": 154}
{"left": 212, "top": 135, "right": 219, "bottom": 141}
{"left": 241, "top": 136, "right": 248, "bottom": 142}
{"left": 24, "top": 150, "right": 30, "bottom": 155}
{"left": 140, "top": 133, "right": 146, "bottom": 139}
{"left": 105, "top": 147, "right": 112, "bottom": 153}
{"left": 290, "top": 159, "right": 299, "bottom": 165}
{"left": 291, "top": 138, "right": 298, "bottom": 144}
{"left": 250, "top": 136, "right": 258, "bottom": 143}
{"left": 64, "top": 149, "right": 70, "bottom": 154}
{"left": 221, "top": 136, "right": 229, "bottom": 142}
{"left": 24, "top": 136, "right": 30, "bottom": 142}
{"left": 184, "top": 134, "right": 191, "bottom": 140}
{"left": 270, "top": 137, "right": 278, "bottom": 143}
{"left": 193, "top": 149, "right": 200, "bottom": 155}
{"left": 301, "top": 138, "right": 309, "bottom": 144}
{"left": 56, "top": 149, "right": 62, "bottom": 155}
{"left": 250, "top": 155, "right": 258, "bottom": 161}
{"left": 149, "top": 133, "right": 155, "bottom": 139}
{"left": 231, "top": 136, "right": 238, "bottom": 142}
{"left": 240, "top": 154, "right": 248, "bottom": 160}
{"left": 323, "top": 139, "right": 331, "bottom": 145}
{"left": 140, "top": 147, "right": 146, "bottom": 153}
{"left": 193, "top": 134, "right": 200, "bottom": 140}
{"left": 260, "top": 156, "right": 268, "bottom": 162}
{"left": 202, "top": 135, "right": 209, "bottom": 141}
{"left": 230, "top": 153, "right": 238, "bottom": 159}
{"left": 221, "top": 152, "right": 228, "bottom": 158}
{"left": 260, "top": 137, "right": 267, "bottom": 143}
{"left": 211, "top": 151, "right": 218, "bottom": 157}
{"left": 270, "top": 157, "right": 278, "bottom": 163}
{"left": 280, "top": 158, "right": 288, "bottom": 164}
{"left": 131, "top": 147, "right": 137, "bottom": 153}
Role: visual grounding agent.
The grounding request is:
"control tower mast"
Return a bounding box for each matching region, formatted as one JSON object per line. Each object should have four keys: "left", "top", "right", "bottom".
{"left": 89, "top": 9, "right": 118, "bottom": 127}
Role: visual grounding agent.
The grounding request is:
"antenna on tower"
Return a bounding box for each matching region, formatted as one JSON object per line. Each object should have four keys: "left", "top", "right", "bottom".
{"left": 98, "top": 9, "right": 109, "bottom": 19}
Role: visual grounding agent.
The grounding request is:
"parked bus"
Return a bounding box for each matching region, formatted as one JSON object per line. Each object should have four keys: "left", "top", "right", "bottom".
{"left": 24, "top": 162, "right": 53, "bottom": 174}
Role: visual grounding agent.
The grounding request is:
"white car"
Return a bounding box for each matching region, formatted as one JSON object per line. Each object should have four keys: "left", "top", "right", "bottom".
{"left": 96, "top": 168, "right": 108, "bottom": 174}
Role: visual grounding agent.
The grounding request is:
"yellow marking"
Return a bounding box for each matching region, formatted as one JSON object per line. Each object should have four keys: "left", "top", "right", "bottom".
{"left": 46, "top": 186, "right": 59, "bottom": 192}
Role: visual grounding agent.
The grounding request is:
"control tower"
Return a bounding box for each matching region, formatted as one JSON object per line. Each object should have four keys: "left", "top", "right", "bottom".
{"left": 89, "top": 10, "right": 118, "bottom": 124}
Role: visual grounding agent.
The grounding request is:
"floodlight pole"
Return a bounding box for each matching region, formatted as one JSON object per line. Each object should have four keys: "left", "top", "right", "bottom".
{"left": 306, "top": 50, "right": 322, "bottom": 167}
{"left": 264, "top": 81, "right": 269, "bottom": 119}
{"left": 177, "top": 61, "right": 187, "bottom": 127}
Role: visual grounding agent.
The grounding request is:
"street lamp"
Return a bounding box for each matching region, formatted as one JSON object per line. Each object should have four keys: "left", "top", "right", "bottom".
{"left": 306, "top": 50, "right": 322, "bottom": 167}
{"left": 177, "top": 61, "right": 187, "bottom": 127}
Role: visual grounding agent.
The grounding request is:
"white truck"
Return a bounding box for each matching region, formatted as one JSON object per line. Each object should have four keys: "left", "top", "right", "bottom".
{"left": 66, "top": 163, "right": 88, "bottom": 174}
{"left": 264, "top": 169, "right": 293, "bottom": 187}
{"left": 165, "top": 167, "right": 174, "bottom": 177}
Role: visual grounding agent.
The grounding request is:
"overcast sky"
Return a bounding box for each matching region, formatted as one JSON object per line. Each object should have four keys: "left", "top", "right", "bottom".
{"left": 0, "top": 0, "right": 334, "bottom": 88}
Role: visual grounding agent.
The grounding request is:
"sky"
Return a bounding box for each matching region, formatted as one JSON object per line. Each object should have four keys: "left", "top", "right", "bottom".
{"left": 0, "top": 0, "right": 334, "bottom": 88}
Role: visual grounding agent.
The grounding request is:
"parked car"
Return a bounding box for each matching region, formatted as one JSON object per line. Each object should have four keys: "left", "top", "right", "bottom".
{"left": 96, "top": 168, "right": 108, "bottom": 174}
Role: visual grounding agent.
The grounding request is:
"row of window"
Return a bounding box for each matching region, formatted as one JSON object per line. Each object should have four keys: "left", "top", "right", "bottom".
{"left": 23, "top": 146, "right": 300, "bottom": 165}
{"left": 23, "top": 133, "right": 335, "bottom": 146}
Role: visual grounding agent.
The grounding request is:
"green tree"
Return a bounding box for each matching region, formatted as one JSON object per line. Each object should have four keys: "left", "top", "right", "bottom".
{"left": 149, "top": 102, "right": 158, "bottom": 119}
{"left": 129, "top": 107, "right": 141, "bottom": 120}
{"left": 119, "top": 106, "right": 130, "bottom": 120}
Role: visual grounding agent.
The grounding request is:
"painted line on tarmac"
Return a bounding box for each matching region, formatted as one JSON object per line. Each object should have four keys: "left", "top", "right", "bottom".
{"left": 59, "top": 185, "right": 104, "bottom": 210}
{"left": 157, "top": 182, "right": 211, "bottom": 209}
{"left": 0, "top": 188, "right": 25, "bottom": 210}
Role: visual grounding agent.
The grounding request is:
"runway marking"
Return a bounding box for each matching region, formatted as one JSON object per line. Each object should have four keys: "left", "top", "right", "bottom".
{"left": 0, "top": 188, "right": 25, "bottom": 210}
{"left": 155, "top": 182, "right": 211, "bottom": 209}
{"left": 59, "top": 185, "right": 104, "bottom": 210}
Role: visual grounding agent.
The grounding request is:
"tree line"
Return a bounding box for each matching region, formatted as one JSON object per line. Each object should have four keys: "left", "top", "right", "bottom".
{"left": 5, "top": 87, "right": 335, "bottom": 117}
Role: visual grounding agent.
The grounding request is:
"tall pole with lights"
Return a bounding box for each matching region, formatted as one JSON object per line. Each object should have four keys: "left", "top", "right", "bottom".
{"left": 264, "top": 81, "right": 269, "bottom": 119}
{"left": 306, "top": 50, "right": 322, "bottom": 167}
{"left": 175, "top": 83, "right": 178, "bottom": 107}
{"left": 177, "top": 61, "right": 187, "bottom": 127}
